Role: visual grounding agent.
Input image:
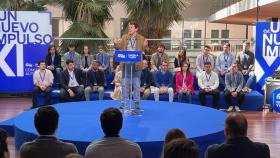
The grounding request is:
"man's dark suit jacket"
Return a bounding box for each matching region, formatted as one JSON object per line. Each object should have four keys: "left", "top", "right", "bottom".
{"left": 20, "top": 136, "right": 78, "bottom": 158}
{"left": 61, "top": 69, "right": 84, "bottom": 90}
{"left": 86, "top": 69, "right": 105, "bottom": 87}
{"left": 45, "top": 53, "right": 62, "bottom": 69}
{"left": 206, "top": 137, "right": 270, "bottom": 158}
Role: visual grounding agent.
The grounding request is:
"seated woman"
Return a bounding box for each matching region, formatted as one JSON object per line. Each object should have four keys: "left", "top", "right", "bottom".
{"left": 80, "top": 45, "right": 94, "bottom": 72}
{"left": 0, "top": 128, "right": 9, "bottom": 158}
{"left": 174, "top": 48, "right": 189, "bottom": 73}
{"left": 175, "top": 62, "right": 194, "bottom": 103}
{"left": 110, "top": 66, "right": 122, "bottom": 100}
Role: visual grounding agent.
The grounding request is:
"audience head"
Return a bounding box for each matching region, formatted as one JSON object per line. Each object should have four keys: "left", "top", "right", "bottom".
{"left": 164, "top": 128, "right": 186, "bottom": 145}
{"left": 231, "top": 63, "right": 238, "bottom": 73}
{"left": 0, "top": 128, "right": 9, "bottom": 158}
{"left": 97, "top": 45, "right": 105, "bottom": 53}
{"left": 164, "top": 138, "right": 199, "bottom": 158}
{"left": 128, "top": 21, "right": 139, "bottom": 36}
{"left": 65, "top": 153, "right": 84, "bottom": 158}
{"left": 66, "top": 60, "right": 75, "bottom": 71}
{"left": 68, "top": 43, "right": 76, "bottom": 52}
{"left": 38, "top": 60, "right": 46, "bottom": 70}
{"left": 142, "top": 59, "right": 149, "bottom": 70}
{"left": 181, "top": 62, "right": 190, "bottom": 73}
{"left": 204, "top": 62, "right": 212, "bottom": 73}
{"left": 223, "top": 43, "right": 230, "bottom": 53}
{"left": 203, "top": 45, "right": 211, "bottom": 55}
{"left": 82, "top": 45, "right": 90, "bottom": 55}
{"left": 157, "top": 43, "right": 166, "bottom": 53}
{"left": 161, "top": 61, "right": 169, "bottom": 72}
{"left": 224, "top": 112, "right": 248, "bottom": 139}
{"left": 100, "top": 107, "right": 123, "bottom": 137}
{"left": 34, "top": 106, "right": 59, "bottom": 135}
{"left": 92, "top": 61, "right": 101, "bottom": 70}
{"left": 243, "top": 41, "right": 250, "bottom": 51}
{"left": 48, "top": 45, "right": 57, "bottom": 55}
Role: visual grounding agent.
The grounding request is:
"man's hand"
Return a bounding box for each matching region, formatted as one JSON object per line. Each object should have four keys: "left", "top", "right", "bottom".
{"left": 92, "top": 86, "right": 98, "bottom": 92}
{"left": 112, "top": 37, "right": 118, "bottom": 44}
{"left": 242, "top": 70, "right": 248, "bottom": 75}
{"left": 80, "top": 85, "right": 84, "bottom": 89}
{"left": 159, "top": 87, "right": 167, "bottom": 94}
{"left": 231, "top": 91, "right": 237, "bottom": 97}
{"left": 68, "top": 89, "right": 75, "bottom": 97}
{"left": 40, "top": 86, "right": 46, "bottom": 91}
{"left": 140, "top": 87, "right": 145, "bottom": 92}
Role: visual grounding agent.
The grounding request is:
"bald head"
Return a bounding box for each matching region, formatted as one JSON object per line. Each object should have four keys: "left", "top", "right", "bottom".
{"left": 225, "top": 113, "right": 248, "bottom": 138}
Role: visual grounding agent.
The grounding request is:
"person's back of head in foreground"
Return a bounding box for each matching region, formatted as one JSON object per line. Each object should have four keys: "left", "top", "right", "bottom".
{"left": 164, "top": 138, "right": 199, "bottom": 158}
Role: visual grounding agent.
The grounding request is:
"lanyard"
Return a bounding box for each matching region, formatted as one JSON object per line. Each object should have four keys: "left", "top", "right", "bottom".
{"left": 205, "top": 72, "right": 211, "bottom": 82}
{"left": 203, "top": 55, "right": 208, "bottom": 64}
{"left": 130, "top": 37, "right": 137, "bottom": 49}
{"left": 224, "top": 53, "right": 229, "bottom": 63}
{"left": 69, "top": 71, "right": 75, "bottom": 80}
{"left": 39, "top": 70, "right": 46, "bottom": 82}
{"left": 51, "top": 55, "right": 55, "bottom": 64}
{"left": 69, "top": 52, "right": 74, "bottom": 60}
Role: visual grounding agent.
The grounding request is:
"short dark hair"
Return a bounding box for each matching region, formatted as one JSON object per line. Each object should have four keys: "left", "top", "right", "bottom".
{"left": 100, "top": 107, "right": 123, "bottom": 136}
{"left": 128, "top": 21, "right": 139, "bottom": 29}
{"left": 93, "top": 60, "right": 101, "bottom": 66}
{"left": 204, "top": 45, "right": 211, "bottom": 49}
{"left": 164, "top": 128, "right": 186, "bottom": 145}
{"left": 164, "top": 138, "right": 199, "bottom": 158}
{"left": 66, "top": 59, "right": 74, "bottom": 65}
{"left": 38, "top": 60, "right": 45, "bottom": 66}
{"left": 224, "top": 42, "right": 230, "bottom": 47}
{"left": 158, "top": 43, "right": 166, "bottom": 50}
{"left": 34, "top": 106, "right": 59, "bottom": 135}
{"left": 204, "top": 61, "right": 212, "bottom": 66}
{"left": 225, "top": 112, "right": 248, "bottom": 137}
{"left": 68, "top": 43, "right": 76, "bottom": 48}
{"left": 0, "top": 128, "right": 8, "bottom": 158}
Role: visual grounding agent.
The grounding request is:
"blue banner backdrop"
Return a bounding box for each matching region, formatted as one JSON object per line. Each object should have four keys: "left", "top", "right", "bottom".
{"left": 255, "top": 22, "right": 280, "bottom": 92}
{"left": 0, "top": 11, "right": 52, "bottom": 92}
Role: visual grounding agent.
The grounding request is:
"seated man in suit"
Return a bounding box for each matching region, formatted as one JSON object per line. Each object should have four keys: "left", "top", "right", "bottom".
{"left": 154, "top": 61, "right": 174, "bottom": 102}
{"left": 60, "top": 60, "right": 84, "bottom": 102}
{"left": 84, "top": 61, "right": 105, "bottom": 101}
{"left": 45, "top": 45, "right": 62, "bottom": 84}
{"left": 198, "top": 62, "right": 220, "bottom": 108}
{"left": 64, "top": 43, "right": 81, "bottom": 69}
{"left": 224, "top": 63, "right": 245, "bottom": 112}
{"left": 206, "top": 112, "right": 270, "bottom": 158}
{"left": 85, "top": 107, "right": 142, "bottom": 158}
{"left": 140, "top": 60, "right": 153, "bottom": 100}
{"left": 150, "top": 44, "right": 169, "bottom": 72}
{"left": 32, "top": 60, "right": 54, "bottom": 108}
{"left": 20, "top": 106, "right": 78, "bottom": 158}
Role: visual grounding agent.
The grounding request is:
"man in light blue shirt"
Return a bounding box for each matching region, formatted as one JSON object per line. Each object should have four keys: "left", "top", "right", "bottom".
{"left": 215, "top": 43, "right": 236, "bottom": 87}
{"left": 96, "top": 45, "right": 110, "bottom": 73}
{"left": 63, "top": 43, "right": 81, "bottom": 69}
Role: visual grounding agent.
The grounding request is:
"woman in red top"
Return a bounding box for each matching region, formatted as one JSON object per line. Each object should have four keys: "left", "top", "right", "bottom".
{"left": 175, "top": 62, "right": 194, "bottom": 103}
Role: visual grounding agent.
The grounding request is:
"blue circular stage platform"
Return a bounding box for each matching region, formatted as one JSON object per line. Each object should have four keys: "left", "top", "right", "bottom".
{"left": 13, "top": 100, "right": 227, "bottom": 158}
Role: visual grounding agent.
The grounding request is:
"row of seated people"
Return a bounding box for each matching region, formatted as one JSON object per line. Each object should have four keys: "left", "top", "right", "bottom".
{"left": 33, "top": 57, "right": 256, "bottom": 112}
{"left": 46, "top": 40, "right": 255, "bottom": 93}
{"left": 0, "top": 106, "right": 270, "bottom": 158}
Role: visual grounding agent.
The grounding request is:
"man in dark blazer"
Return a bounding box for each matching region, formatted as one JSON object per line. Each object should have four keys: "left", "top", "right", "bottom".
{"left": 60, "top": 60, "right": 84, "bottom": 102}
{"left": 205, "top": 112, "right": 270, "bottom": 158}
{"left": 20, "top": 106, "right": 78, "bottom": 158}
{"left": 84, "top": 61, "right": 105, "bottom": 101}
{"left": 224, "top": 63, "right": 245, "bottom": 112}
{"left": 45, "top": 45, "right": 62, "bottom": 83}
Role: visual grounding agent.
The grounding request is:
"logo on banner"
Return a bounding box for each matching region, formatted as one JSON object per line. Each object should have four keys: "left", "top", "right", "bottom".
{"left": 270, "top": 88, "right": 280, "bottom": 112}
{"left": 0, "top": 11, "right": 52, "bottom": 92}
{"left": 255, "top": 22, "right": 280, "bottom": 90}
{"left": 114, "top": 50, "right": 142, "bottom": 63}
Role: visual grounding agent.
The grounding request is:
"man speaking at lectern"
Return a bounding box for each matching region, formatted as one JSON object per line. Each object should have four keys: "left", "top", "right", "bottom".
{"left": 112, "top": 21, "right": 149, "bottom": 109}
